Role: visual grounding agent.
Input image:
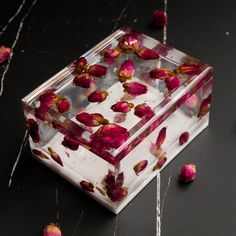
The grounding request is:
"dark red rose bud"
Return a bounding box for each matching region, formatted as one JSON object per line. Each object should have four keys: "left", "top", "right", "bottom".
{"left": 111, "top": 101, "right": 134, "bottom": 113}
{"left": 156, "top": 127, "right": 167, "bottom": 149}
{"left": 135, "top": 47, "right": 160, "bottom": 60}
{"left": 39, "top": 90, "right": 57, "bottom": 106}
{"left": 74, "top": 57, "right": 88, "bottom": 73}
{"left": 133, "top": 160, "right": 148, "bottom": 175}
{"left": 103, "top": 47, "right": 121, "bottom": 58}
{"left": 123, "top": 82, "right": 147, "bottom": 96}
{"left": 61, "top": 135, "right": 80, "bottom": 150}
{"left": 134, "top": 103, "right": 154, "bottom": 119}
{"left": 73, "top": 73, "right": 93, "bottom": 88}
{"left": 80, "top": 180, "right": 94, "bottom": 192}
{"left": 76, "top": 112, "right": 109, "bottom": 127}
{"left": 32, "top": 149, "right": 49, "bottom": 159}
{"left": 149, "top": 68, "right": 172, "bottom": 79}
{"left": 179, "top": 132, "right": 189, "bottom": 145}
{"left": 174, "top": 63, "right": 201, "bottom": 76}
{"left": 118, "top": 34, "right": 140, "bottom": 53}
{"left": 56, "top": 98, "right": 70, "bottom": 113}
{"left": 88, "top": 90, "right": 108, "bottom": 103}
{"left": 198, "top": 94, "right": 211, "bottom": 118}
{"left": 179, "top": 164, "right": 196, "bottom": 182}
{"left": 27, "top": 118, "right": 40, "bottom": 143}
{"left": 152, "top": 10, "right": 168, "bottom": 28}
{"left": 165, "top": 76, "right": 181, "bottom": 92}
{"left": 117, "top": 59, "right": 135, "bottom": 82}
{"left": 88, "top": 64, "right": 107, "bottom": 77}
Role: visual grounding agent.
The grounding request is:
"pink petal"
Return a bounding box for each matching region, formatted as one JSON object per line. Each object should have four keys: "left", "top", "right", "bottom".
{"left": 103, "top": 47, "right": 121, "bottom": 58}
{"left": 153, "top": 156, "right": 167, "bottom": 171}
{"left": 165, "top": 76, "right": 181, "bottom": 92}
{"left": 149, "top": 68, "right": 172, "bottom": 79}
{"left": 48, "top": 147, "right": 63, "bottom": 166}
{"left": 32, "top": 149, "right": 48, "bottom": 159}
{"left": 88, "top": 90, "right": 108, "bottom": 103}
{"left": 123, "top": 82, "right": 147, "bottom": 96}
{"left": 80, "top": 180, "right": 94, "bottom": 192}
{"left": 111, "top": 101, "right": 134, "bottom": 113}
{"left": 179, "top": 132, "right": 189, "bottom": 145}
{"left": 27, "top": 118, "right": 40, "bottom": 143}
{"left": 135, "top": 47, "right": 160, "bottom": 60}
{"left": 43, "top": 223, "right": 62, "bottom": 236}
{"left": 56, "top": 98, "right": 70, "bottom": 113}
{"left": 179, "top": 164, "right": 196, "bottom": 182}
{"left": 174, "top": 63, "right": 201, "bottom": 76}
{"left": 134, "top": 103, "right": 154, "bottom": 119}
{"left": 74, "top": 57, "right": 88, "bottom": 73}
{"left": 150, "top": 142, "right": 162, "bottom": 157}
{"left": 117, "top": 59, "right": 135, "bottom": 82}
{"left": 152, "top": 10, "right": 168, "bottom": 28}
{"left": 156, "top": 127, "right": 167, "bottom": 149}
{"left": 133, "top": 160, "right": 148, "bottom": 175}
{"left": 76, "top": 112, "right": 109, "bottom": 127}
{"left": 61, "top": 135, "right": 80, "bottom": 150}
{"left": 73, "top": 73, "right": 93, "bottom": 88}
{"left": 88, "top": 64, "right": 107, "bottom": 77}
{"left": 118, "top": 33, "right": 140, "bottom": 53}
{"left": 0, "top": 46, "right": 12, "bottom": 64}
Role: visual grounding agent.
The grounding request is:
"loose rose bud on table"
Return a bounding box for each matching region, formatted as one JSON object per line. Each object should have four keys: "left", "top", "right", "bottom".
{"left": 0, "top": 46, "right": 12, "bottom": 64}
{"left": 43, "top": 223, "right": 62, "bottom": 236}
{"left": 179, "top": 164, "right": 197, "bottom": 182}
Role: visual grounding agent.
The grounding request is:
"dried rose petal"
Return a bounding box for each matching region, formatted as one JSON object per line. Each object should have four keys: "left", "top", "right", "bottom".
{"left": 61, "top": 135, "right": 80, "bottom": 150}
{"left": 88, "top": 64, "right": 107, "bottom": 77}
{"left": 123, "top": 82, "right": 147, "bottom": 96}
{"left": 134, "top": 103, "right": 154, "bottom": 119}
{"left": 133, "top": 160, "right": 148, "bottom": 175}
{"left": 27, "top": 118, "right": 40, "bottom": 143}
{"left": 118, "top": 34, "right": 140, "bottom": 53}
{"left": 149, "top": 68, "right": 172, "bottom": 80}
{"left": 103, "top": 47, "right": 121, "bottom": 58}
{"left": 80, "top": 180, "right": 94, "bottom": 192}
{"left": 74, "top": 57, "right": 88, "bottom": 73}
{"left": 117, "top": 59, "right": 135, "bottom": 82}
{"left": 48, "top": 147, "right": 63, "bottom": 166}
{"left": 56, "top": 98, "right": 70, "bottom": 113}
{"left": 32, "top": 149, "right": 49, "bottom": 159}
{"left": 73, "top": 73, "right": 93, "bottom": 88}
{"left": 198, "top": 94, "right": 211, "bottom": 118}
{"left": 165, "top": 76, "right": 181, "bottom": 92}
{"left": 179, "top": 132, "right": 189, "bottom": 145}
{"left": 179, "top": 164, "right": 196, "bottom": 182}
{"left": 153, "top": 156, "right": 167, "bottom": 171}
{"left": 174, "top": 63, "right": 201, "bottom": 76}
{"left": 0, "top": 46, "right": 12, "bottom": 64}
{"left": 156, "top": 127, "right": 167, "bottom": 149}
{"left": 43, "top": 223, "right": 62, "bottom": 236}
{"left": 152, "top": 10, "right": 168, "bottom": 28}
{"left": 135, "top": 47, "right": 160, "bottom": 60}
{"left": 150, "top": 143, "right": 162, "bottom": 157}
{"left": 76, "top": 112, "right": 109, "bottom": 127}
{"left": 88, "top": 90, "right": 108, "bottom": 103}
{"left": 111, "top": 101, "right": 134, "bottom": 113}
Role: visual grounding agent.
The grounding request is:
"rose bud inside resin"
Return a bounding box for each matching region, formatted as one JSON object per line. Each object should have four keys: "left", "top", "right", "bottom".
{"left": 149, "top": 68, "right": 172, "bottom": 80}
{"left": 43, "top": 223, "right": 62, "bottom": 236}
{"left": 165, "top": 76, "right": 181, "bottom": 92}
{"left": 156, "top": 127, "right": 167, "bottom": 149}
{"left": 76, "top": 112, "right": 109, "bottom": 127}
{"left": 135, "top": 47, "right": 160, "bottom": 60}
{"left": 198, "top": 94, "right": 211, "bottom": 118}
{"left": 74, "top": 57, "right": 88, "bottom": 74}
{"left": 134, "top": 103, "right": 154, "bottom": 119}
{"left": 0, "top": 46, "right": 12, "bottom": 64}
{"left": 32, "top": 149, "right": 49, "bottom": 159}
{"left": 73, "top": 73, "right": 93, "bottom": 88}
{"left": 103, "top": 47, "right": 121, "bottom": 58}
{"left": 56, "top": 98, "right": 70, "bottom": 113}
{"left": 123, "top": 82, "right": 147, "bottom": 96}
{"left": 61, "top": 135, "right": 80, "bottom": 150}
{"left": 111, "top": 101, "right": 134, "bottom": 113}
{"left": 152, "top": 10, "right": 168, "bottom": 28}
{"left": 179, "top": 164, "right": 197, "bottom": 182}
{"left": 88, "top": 90, "right": 108, "bottom": 103}
{"left": 118, "top": 33, "right": 140, "bottom": 53}
{"left": 179, "top": 132, "right": 190, "bottom": 145}
{"left": 48, "top": 147, "right": 63, "bottom": 166}
{"left": 27, "top": 118, "right": 40, "bottom": 143}
{"left": 133, "top": 160, "right": 148, "bottom": 175}
{"left": 174, "top": 63, "right": 201, "bottom": 76}
{"left": 88, "top": 64, "right": 107, "bottom": 77}
{"left": 80, "top": 180, "right": 94, "bottom": 192}
{"left": 117, "top": 59, "right": 135, "bottom": 82}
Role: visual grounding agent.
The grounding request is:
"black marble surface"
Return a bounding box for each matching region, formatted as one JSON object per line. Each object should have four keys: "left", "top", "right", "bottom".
{"left": 0, "top": 0, "right": 235, "bottom": 235}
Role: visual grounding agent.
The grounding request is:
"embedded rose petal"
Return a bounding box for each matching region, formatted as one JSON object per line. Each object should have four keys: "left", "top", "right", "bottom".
{"left": 135, "top": 47, "right": 160, "bottom": 60}
{"left": 165, "top": 76, "right": 181, "bottom": 92}
{"left": 43, "top": 223, "right": 62, "bottom": 236}
{"left": 153, "top": 156, "right": 167, "bottom": 171}
{"left": 61, "top": 135, "right": 80, "bottom": 150}
{"left": 150, "top": 142, "right": 162, "bottom": 157}
{"left": 179, "top": 132, "right": 189, "bottom": 145}
{"left": 73, "top": 73, "right": 93, "bottom": 88}
{"left": 174, "top": 63, "right": 201, "bottom": 76}
{"left": 156, "top": 127, "right": 167, "bottom": 149}
{"left": 179, "top": 164, "right": 196, "bottom": 182}
{"left": 76, "top": 112, "right": 109, "bottom": 127}
{"left": 48, "top": 147, "right": 63, "bottom": 166}
{"left": 88, "top": 64, "right": 107, "bottom": 77}
{"left": 149, "top": 68, "right": 172, "bottom": 80}
{"left": 80, "top": 180, "right": 94, "bottom": 192}
{"left": 0, "top": 46, "right": 12, "bottom": 64}
{"left": 118, "top": 34, "right": 140, "bottom": 53}
{"left": 27, "top": 118, "right": 40, "bottom": 143}
{"left": 134, "top": 103, "right": 154, "bottom": 119}
{"left": 123, "top": 82, "right": 147, "bottom": 96}
{"left": 35, "top": 104, "right": 49, "bottom": 121}
{"left": 107, "top": 186, "right": 128, "bottom": 202}
{"left": 133, "top": 160, "right": 148, "bottom": 175}
{"left": 117, "top": 59, "right": 135, "bottom": 82}
{"left": 88, "top": 90, "right": 108, "bottom": 103}
{"left": 103, "top": 47, "right": 121, "bottom": 58}
{"left": 198, "top": 94, "right": 211, "bottom": 118}
{"left": 56, "top": 98, "right": 70, "bottom": 113}
{"left": 104, "top": 170, "right": 116, "bottom": 189}
{"left": 32, "top": 149, "right": 49, "bottom": 159}
{"left": 152, "top": 10, "right": 168, "bottom": 28}
{"left": 74, "top": 57, "right": 88, "bottom": 73}
{"left": 111, "top": 101, "right": 134, "bottom": 113}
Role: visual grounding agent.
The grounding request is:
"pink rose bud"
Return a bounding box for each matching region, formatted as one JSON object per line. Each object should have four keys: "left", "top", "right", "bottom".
{"left": 103, "top": 47, "right": 121, "bottom": 58}
{"left": 152, "top": 10, "right": 168, "bottom": 28}
{"left": 174, "top": 63, "right": 201, "bottom": 76}
{"left": 0, "top": 46, "right": 12, "bottom": 64}
{"left": 88, "top": 90, "right": 108, "bottom": 103}
{"left": 48, "top": 147, "right": 63, "bottom": 166}
{"left": 179, "top": 132, "right": 189, "bottom": 145}
{"left": 198, "top": 94, "right": 211, "bottom": 118}
{"left": 56, "top": 98, "right": 70, "bottom": 113}
{"left": 73, "top": 73, "right": 93, "bottom": 88}
{"left": 118, "top": 33, "right": 140, "bottom": 53}
{"left": 80, "top": 180, "right": 94, "bottom": 192}
{"left": 134, "top": 103, "right": 154, "bottom": 119}
{"left": 32, "top": 149, "right": 49, "bottom": 159}
{"left": 153, "top": 155, "right": 167, "bottom": 171}
{"left": 76, "top": 112, "right": 109, "bottom": 127}
{"left": 117, "top": 59, "right": 135, "bottom": 82}
{"left": 39, "top": 90, "right": 57, "bottom": 106}
{"left": 111, "top": 101, "right": 134, "bottom": 113}
{"left": 74, "top": 57, "right": 88, "bottom": 74}
{"left": 135, "top": 47, "right": 160, "bottom": 60}
{"left": 165, "top": 76, "right": 181, "bottom": 92}
{"left": 61, "top": 135, "right": 80, "bottom": 150}
{"left": 149, "top": 68, "right": 172, "bottom": 79}
{"left": 156, "top": 127, "right": 167, "bottom": 149}
{"left": 43, "top": 223, "right": 62, "bottom": 236}
{"left": 123, "top": 82, "right": 147, "bottom": 96}
{"left": 179, "top": 164, "right": 197, "bottom": 182}
{"left": 133, "top": 160, "right": 148, "bottom": 175}
{"left": 27, "top": 118, "right": 40, "bottom": 143}
{"left": 88, "top": 64, "right": 107, "bottom": 77}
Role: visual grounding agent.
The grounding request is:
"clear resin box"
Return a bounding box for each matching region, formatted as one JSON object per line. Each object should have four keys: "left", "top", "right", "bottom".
{"left": 22, "top": 27, "right": 213, "bottom": 214}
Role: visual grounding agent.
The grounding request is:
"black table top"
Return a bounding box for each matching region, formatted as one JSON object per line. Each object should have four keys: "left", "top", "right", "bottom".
{"left": 1, "top": 0, "right": 235, "bottom": 235}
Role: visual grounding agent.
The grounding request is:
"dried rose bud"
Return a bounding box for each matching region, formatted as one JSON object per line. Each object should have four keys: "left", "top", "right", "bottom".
{"left": 80, "top": 180, "right": 94, "bottom": 192}
{"left": 32, "top": 149, "right": 48, "bottom": 159}
{"left": 156, "top": 127, "right": 167, "bottom": 149}
{"left": 88, "top": 90, "right": 108, "bottom": 103}
{"left": 76, "top": 112, "right": 109, "bottom": 127}
{"left": 165, "top": 76, "right": 181, "bottom": 92}
{"left": 150, "top": 143, "right": 162, "bottom": 157}
{"left": 123, "top": 82, "right": 147, "bottom": 96}
{"left": 43, "top": 223, "right": 62, "bottom": 236}
{"left": 88, "top": 64, "right": 107, "bottom": 77}
{"left": 135, "top": 47, "right": 160, "bottom": 60}
{"left": 179, "top": 164, "right": 196, "bottom": 182}
{"left": 133, "top": 160, "right": 148, "bottom": 175}
{"left": 73, "top": 73, "right": 93, "bottom": 88}
{"left": 111, "top": 101, "right": 134, "bottom": 113}
{"left": 27, "top": 118, "right": 40, "bottom": 143}
{"left": 74, "top": 57, "right": 88, "bottom": 74}
{"left": 117, "top": 59, "right": 135, "bottom": 82}
{"left": 107, "top": 186, "right": 128, "bottom": 202}
{"left": 174, "top": 63, "right": 201, "bottom": 76}
{"left": 149, "top": 68, "right": 172, "bottom": 79}
{"left": 134, "top": 103, "right": 154, "bottom": 119}
{"left": 179, "top": 132, "right": 189, "bottom": 145}
{"left": 61, "top": 135, "right": 80, "bottom": 150}
{"left": 0, "top": 46, "right": 12, "bottom": 64}
{"left": 56, "top": 98, "right": 70, "bottom": 113}
{"left": 153, "top": 156, "right": 167, "bottom": 171}
{"left": 198, "top": 94, "right": 211, "bottom": 118}
{"left": 152, "top": 10, "right": 168, "bottom": 28}
{"left": 48, "top": 147, "right": 63, "bottom": 166}
{"left": 103, "top": 47, "right": 121, "bottom": 58}
{"left": 118, "top": 34, "right": 140, "bottom": 53}
{"left": 39, "top": 90, "right": 57, "bottom": 106}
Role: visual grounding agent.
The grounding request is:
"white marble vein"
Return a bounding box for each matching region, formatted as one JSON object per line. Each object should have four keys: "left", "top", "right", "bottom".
{"left": 156, "top": 171, "right": 161, "bottom": 236}
{"left": 71, "top": 210, "right": 84, "bottom": 236}
{"left": 0, "top": 0, "right": 38, "bottom": 97}
{"left": 8, "top": 130, "right": 28, "bottom": 188}
{"left": 0, "top": 0, "right": 26, "bottom": 38}
{"left": 163, "top": 0, "right": 168, "bottom": 44}
{"left": 113, "top": 216, "right": 118, "bottom": 236}
{"left": 56, "top": 187, "right": 59, "bottom": 220}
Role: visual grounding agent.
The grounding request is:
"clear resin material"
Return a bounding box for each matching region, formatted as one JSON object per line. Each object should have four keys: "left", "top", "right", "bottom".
{"left": 22, "top": 27, "right": 213, "bottom": 214}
